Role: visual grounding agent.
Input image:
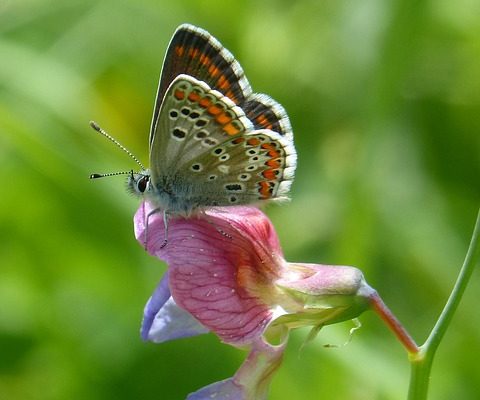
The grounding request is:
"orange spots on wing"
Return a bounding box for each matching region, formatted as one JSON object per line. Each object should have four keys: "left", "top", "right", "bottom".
{"left": 207, "top": 105, "right": 223, "bottom": 115}
{"left": 266, "top": 159, "right": 281, "bottom": 168}
{"left": 188, "top": 91, "right": 201, "bottom": 103}
{"left": 247, "top": 138, "right": 261, "bottom": 146}
{"left": 256, "top": 115, "right": 268, "bottom": 125}
{"left": 216, "top": 112, "right": 232, "bottom": 125}
{"left": 258, "top": 181, "right": 274, "bottom": 199}
{"left": 188, "top": 48, "right": 200, "bottom": 58}
{"left": 199, "top": 53, "right": 211, "bottom": 66}
{"left": 232, "top": 137, "right": 245, "bottom": 144}
{"left": 174, "top": 89, "right": 185, "bottom": 100}
{"left": 225, "top": 90, "right": 239, "bottom": 103}
{"left": 261, "top": 143, "right": 280, "bottom": 158}
{"left": 223, "top": 122, "right": 240, "bottom": 136}
{"left": 268, "top": 150, "right": 280, "bottom": 158}
{"left": 199, "top": 97, "right": 213, "bottom": 108}
{"left": 175, "top": 46, "right": 185, "bottom": 56}
{"left": 262, "top": 169, "right": 277, "bottom": 180}
{"left": 208, "top": 65, "right": 220, "bottom": 77}
{"left": 217, "top": 75, "right": 230, "bottom": 90}
{"left": 256, "top": 115, "right": 273, "bottom": 129}
{"left": 261, "top": 143, "right": 275, "bottom": 151}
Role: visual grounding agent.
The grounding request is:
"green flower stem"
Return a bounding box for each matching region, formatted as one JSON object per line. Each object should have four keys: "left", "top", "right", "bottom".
{"left": 407, "top": 208, "right": 480, "bottom": 400}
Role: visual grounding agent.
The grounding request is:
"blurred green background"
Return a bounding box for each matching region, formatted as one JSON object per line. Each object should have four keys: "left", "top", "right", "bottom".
{"left": 1, "top": 0, "right": 479, "bottom": 399}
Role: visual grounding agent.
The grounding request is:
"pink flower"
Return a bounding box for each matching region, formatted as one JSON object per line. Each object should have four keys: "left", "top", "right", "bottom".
{"left": 135, "top": 202, "right": 376, "bottom": 399}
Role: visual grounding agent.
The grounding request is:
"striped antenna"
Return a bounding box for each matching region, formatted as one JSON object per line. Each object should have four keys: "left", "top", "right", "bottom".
{"left": 90, "top": 171, "right": 133, "bottom": 180}
{"left": 89, "top": 121, "right": 145, "bottom": 170}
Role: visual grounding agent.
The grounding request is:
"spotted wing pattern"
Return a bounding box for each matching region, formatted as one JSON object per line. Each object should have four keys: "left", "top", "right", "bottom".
{"left": 150, "top": 24, "right": 252, "bottom": 145}
{"left": 146, "top": 24, "right": 297, "bottom": 213}
{"left": 187, "top": 129, "right": 296, "bottom": 205}
{"left": 242, "top": 93, "right": 293, "bottom": 141}
{"left": 150, "top": 75, "right": 252, "bottom": 176}
{"left": 149, "top": 75, "right": 296, "bottom": 211}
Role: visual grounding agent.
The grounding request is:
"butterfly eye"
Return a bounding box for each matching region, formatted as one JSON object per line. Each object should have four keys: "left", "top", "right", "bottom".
{"left": 137, "top": 176, "right": 150, "bottom": 193}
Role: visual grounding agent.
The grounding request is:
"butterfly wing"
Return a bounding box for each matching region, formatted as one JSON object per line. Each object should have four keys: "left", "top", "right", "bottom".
{"left": 149, "top": 75, "right": 296, "bottom": 211}
{"left": 149, "top": 74, "right": 253, "bottom": 189}
{"left": 186, "top": 129, "right": 296, "bottom": 205}
{"left": 242, "top": 93, "right": 293, "bottom": 141}
{"left": 150, "top": 24, "right": 252, "bottom": 146}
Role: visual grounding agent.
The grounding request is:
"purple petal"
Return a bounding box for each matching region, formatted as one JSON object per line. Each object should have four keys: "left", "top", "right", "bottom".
{"left": 141, "top": 272, "right": 171, "bottom": 340}
{"left": 144, "top": 296, "right": 209, "bottom": 343}
{"left": 187, "top": 337, "right": 286, "bottom": 400}
{"left": 186, "top": 378, "right": 244, "bottom": 400}
{"left": 141, "top": 271, "right": 209, "bottom": 342}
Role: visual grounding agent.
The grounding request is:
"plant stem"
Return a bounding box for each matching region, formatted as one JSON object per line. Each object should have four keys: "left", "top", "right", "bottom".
{"left": 407, "top": 208, "right": 480, "bottom": 400}
{"left": 369, "top": 292, "right": 419, "bottom": 354}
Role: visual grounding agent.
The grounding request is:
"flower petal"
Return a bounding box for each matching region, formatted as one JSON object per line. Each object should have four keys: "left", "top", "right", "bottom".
{"left": 187, "top": 337, "right": 286, "bottom": 400}
{"left": 134, "top": 203, "right": 280, "bottom": 345}
{"left": 186, "top": 378, "right": 244, "bottom": 400}
{"left": 144, "top": 296, "right": 209, "bottom": 343}
{"left": 272, "top": 263, "right": 374, "bottom": 329}
{"left": 134, "top": 202, "right": 283, "bottom": 259}
{"left": 141, "top": 271, "right": 209, "bottom": 342}
{"left": 141, "top": 271, "right": 171, "bottom": 340}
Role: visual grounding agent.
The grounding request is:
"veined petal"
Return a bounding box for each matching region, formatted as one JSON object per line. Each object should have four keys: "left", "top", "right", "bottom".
{"left": 134, "top": 202, "right": 377, "bottom": 399}
{"left": 134, "top": 203, "right": 280, "bottom": 345}
{"left": 141, "top": 271, "right": 209, "bottom": 342}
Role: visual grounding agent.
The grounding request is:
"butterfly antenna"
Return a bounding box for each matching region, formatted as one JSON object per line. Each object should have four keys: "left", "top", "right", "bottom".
{"left": 90, "top": 170, "right": 133, "bottom": 180}
{"left": 89, "top": 121, "right": 146, "bottom": 170}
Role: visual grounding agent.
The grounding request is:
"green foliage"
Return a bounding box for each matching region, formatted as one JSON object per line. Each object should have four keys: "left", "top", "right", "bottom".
{"left": 0, "top": 0, "right": 478, "bottom": 399}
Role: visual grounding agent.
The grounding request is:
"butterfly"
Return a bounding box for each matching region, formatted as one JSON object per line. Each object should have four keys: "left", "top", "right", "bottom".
{"left": 91, "top": 24, "right": 297, "bottom": 246}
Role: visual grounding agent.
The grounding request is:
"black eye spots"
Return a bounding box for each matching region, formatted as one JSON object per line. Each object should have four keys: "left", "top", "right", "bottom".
{"left": 169, "top": 109, "right": 179, "bottom": 119}
{"left": 172, "top": 128, "right": 187, "bottom": 140}
{"left": 195, "top": 130, "right": 208, "bottom": 140}
{"left": 189, "top": 111, "right": 201, "bottom": 119}
{"left": 202, "top": 138, "right": 218, "bottom": 147}
{"left": 191, "top": 163, "right": 203, "bottom": 172}
{"left": 224, "top": 183, "right": 244, "bottom": 192}
{"left": 195, "top": 119, "right": 208, "bottom": 128}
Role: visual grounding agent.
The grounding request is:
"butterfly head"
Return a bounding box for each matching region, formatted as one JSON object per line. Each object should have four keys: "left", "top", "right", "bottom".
{"left": 127, "top": 170, "right": 151, "bottom": 196}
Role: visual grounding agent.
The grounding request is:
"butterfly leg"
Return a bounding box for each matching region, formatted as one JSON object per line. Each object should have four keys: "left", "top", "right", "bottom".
{"left": 159, "top": 210, "right": 169, "bottom": 249}
{"left": 202, "top": 211, "right": 233, "bottom": 240}
{"left": 215, "top": 225, "right": 233, "bottom": 240}
{"left": 143, "top": 207, "right": 167, "bottom": 250}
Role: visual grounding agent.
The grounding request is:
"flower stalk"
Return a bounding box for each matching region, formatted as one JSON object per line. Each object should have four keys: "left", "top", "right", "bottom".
{"left": 369, "top": 292, "right": 419, "bottom": 354}
{"left": 407, "top": 208, "right": 480, "bottom": 400}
